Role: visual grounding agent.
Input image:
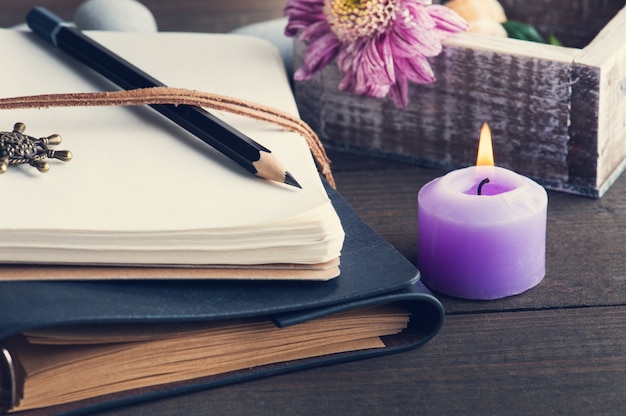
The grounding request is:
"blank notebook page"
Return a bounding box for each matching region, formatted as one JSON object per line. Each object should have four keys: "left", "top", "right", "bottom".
{"left": 0, "top": 30, "right": 343, "bottom": 265}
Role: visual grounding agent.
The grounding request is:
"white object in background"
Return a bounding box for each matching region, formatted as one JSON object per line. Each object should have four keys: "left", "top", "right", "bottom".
{"left": 74, "top": 0, "right": 158, "bottom": 32}
{"left": 231, "top": 18, "right": 292, "bottom": 78}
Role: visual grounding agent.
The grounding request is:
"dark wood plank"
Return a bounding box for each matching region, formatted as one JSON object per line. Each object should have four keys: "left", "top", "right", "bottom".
{"left": 89, "top": 306, "right": 626, "bottom": 416}
{"left": 1, "top": 0, "right": 91, "bottom": 27}
{"left": 146, "top": 0, "right": 285, "bottom": 33}
{"left": 0, "top": 0, "right": 285, "bottom": 33}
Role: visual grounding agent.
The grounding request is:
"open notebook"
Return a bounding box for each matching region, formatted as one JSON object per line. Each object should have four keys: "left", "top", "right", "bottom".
{"left": 0, "top": 29, "right": 344, "bottom": 280}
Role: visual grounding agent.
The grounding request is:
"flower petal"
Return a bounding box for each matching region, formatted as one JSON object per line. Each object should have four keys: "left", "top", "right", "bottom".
{"left": 397, "top": 54, "right": 436, "bottom": 84}
{"left": 339, "top": 69, "right": 390, "bottom": 99}
{"left": 404, "top": 2, "right": 436, "bottom": 30}
{"left": 285, "top": 0, "right": 468, "bottom": 108}
{"left": 359, "top": 36, "right": 395, "bottom": 86}
{"left": 298, "top": 20, "right": 331, "bottom": 43}
{"left": 428, "top": 5, "right": 469, "bottom": 35}
{"left": 295, "top": 31, "right": 341, "bottom": 79}
{"left": 389, "top": 22, "right": 439, "bottom": 58}
{"left": 377, "top": 34, "right": 396, "bottom": 84}
{"left": 389, "top": 72, "right": 409, "bottom": 108}
{"left": 283, "top": 0, "right": 325, "bottom": 36}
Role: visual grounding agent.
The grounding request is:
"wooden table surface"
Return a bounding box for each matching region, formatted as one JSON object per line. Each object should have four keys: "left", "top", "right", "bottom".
{"left": 82, "top": 149, "right": 624, "bottom": 416}
{"left": 3, "top": 2, "right": 625, "bottom": 415}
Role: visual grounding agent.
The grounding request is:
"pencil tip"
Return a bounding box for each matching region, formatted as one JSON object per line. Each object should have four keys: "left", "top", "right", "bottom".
{"left": 284, "top": 171, "right": 302, "bottom": 189}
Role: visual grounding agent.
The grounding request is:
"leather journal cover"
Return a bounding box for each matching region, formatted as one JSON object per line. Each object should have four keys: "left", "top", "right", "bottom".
{"left": 0, "top": 184, "right": 444, "bottom": 415}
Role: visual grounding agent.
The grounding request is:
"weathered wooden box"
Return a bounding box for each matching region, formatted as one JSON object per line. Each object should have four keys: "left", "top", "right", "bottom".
{"left": 294, "top": 0, "right": 626, "bottom": 197}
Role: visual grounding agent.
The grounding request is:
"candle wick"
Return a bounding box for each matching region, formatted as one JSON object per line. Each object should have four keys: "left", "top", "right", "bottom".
{"left": 477, "top": 178, "right": 490, "bottom": 195}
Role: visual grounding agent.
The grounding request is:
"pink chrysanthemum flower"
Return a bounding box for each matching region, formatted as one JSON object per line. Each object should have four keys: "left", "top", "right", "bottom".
{"left": 284, "top": 0, "right": 468, "bottom": 107}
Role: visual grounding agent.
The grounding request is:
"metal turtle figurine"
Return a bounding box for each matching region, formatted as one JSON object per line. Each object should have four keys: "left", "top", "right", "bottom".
{"left": 0, "top": 122, "right": 72, "bottom": 173}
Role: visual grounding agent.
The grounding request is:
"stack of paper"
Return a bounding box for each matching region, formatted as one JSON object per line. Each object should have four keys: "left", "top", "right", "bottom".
{"left": 0, "top": 29, "right": 344, "bottom": 280}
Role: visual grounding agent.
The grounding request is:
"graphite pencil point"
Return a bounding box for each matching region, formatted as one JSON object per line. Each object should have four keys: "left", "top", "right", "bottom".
{"left": 284, "top": 171, "right": 302, "bottom": 189}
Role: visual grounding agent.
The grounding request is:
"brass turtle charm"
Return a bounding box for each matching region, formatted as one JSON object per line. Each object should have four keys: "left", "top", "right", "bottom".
{"left": 0, "top": 122, "right": 72, "bottom": 173}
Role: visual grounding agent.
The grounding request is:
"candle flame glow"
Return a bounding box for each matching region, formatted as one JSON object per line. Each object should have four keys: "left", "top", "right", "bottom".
{"left": 476, "top": 123, "right": 494, "bottom": 167}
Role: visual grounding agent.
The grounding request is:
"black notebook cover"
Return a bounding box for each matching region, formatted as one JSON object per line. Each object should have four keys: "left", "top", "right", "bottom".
{"left": 0, "top": 185, "right": 444, "bottom": 415}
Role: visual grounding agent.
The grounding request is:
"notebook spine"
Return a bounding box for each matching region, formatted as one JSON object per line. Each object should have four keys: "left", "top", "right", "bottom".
{"left": 0, "top": 347, "right": 16, "bottom": 413}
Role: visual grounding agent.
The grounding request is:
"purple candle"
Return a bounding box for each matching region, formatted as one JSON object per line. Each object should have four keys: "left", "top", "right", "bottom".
{"left": 417, "top": 124, "right": 548, "bottom": 300}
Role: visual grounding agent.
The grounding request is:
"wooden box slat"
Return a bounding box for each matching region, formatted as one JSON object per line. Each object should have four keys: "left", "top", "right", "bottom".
{"left": 294, "top": 3, "right": 626, "bottom": 197}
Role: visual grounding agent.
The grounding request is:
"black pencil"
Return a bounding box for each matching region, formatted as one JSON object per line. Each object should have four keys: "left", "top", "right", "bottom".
{"left": 26, "top": 7, "right": 301, "bottom": 189}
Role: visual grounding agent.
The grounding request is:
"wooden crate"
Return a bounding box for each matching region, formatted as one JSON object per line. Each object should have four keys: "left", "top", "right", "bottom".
{"left": 294, "top": 1, "right": 626, "bottom": 197}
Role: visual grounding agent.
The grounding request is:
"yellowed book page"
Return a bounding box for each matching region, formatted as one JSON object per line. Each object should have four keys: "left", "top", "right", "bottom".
{"left": 0, "top": 257, "right": 340, "bottom": 281}
{"left": 9, "top": 306, "right": 408, "bottom": 411}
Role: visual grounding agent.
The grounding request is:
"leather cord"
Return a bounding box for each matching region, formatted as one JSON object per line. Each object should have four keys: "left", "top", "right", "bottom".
{"left": 0, "top": 87, "right": 335, "bottom": 188}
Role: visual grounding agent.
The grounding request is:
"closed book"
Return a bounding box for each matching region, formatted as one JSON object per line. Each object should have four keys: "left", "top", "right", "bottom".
{"left": 0, "top": 184, "right": 444, "bottom": 415}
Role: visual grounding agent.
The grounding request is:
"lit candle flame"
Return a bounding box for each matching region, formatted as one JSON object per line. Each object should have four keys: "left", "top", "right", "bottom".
{"left": 475, "top": 122, "right": 495, "bottom": 182}
{"left": 476, "top": 123, "right": 494, "bottom": 167}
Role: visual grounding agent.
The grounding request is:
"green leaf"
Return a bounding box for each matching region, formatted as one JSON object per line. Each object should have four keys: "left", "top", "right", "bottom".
{"left": 502, "top": 20, "right": 545, "bottom": 43}
{"left": 548, "top": 33, "right": 563, "bottom": 46}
